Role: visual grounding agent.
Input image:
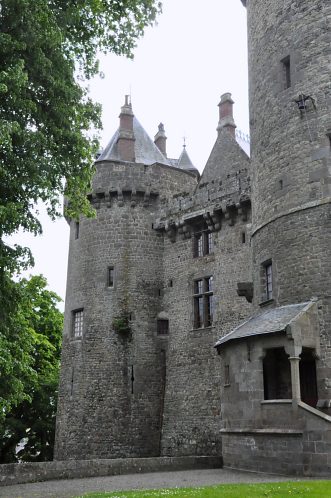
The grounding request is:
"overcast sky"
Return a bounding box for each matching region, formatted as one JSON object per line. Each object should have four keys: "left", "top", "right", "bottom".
{"left": 11, "top": 0, "right": 249, "bottom": 309}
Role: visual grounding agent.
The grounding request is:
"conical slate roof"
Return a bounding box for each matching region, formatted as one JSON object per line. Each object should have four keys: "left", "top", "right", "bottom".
{"left": 96, "top": 117, "right": 170, "bottom": 166}
{"left": 177, "top": 146, "right": 199, "bottom": 174}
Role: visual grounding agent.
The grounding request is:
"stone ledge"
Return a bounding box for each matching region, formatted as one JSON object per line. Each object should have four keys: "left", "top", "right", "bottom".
{"left": 0, "top": 456, "right": 223, "bottom": 487}
{"left": 220, "top": 428, "right": 302, "bottom": 435}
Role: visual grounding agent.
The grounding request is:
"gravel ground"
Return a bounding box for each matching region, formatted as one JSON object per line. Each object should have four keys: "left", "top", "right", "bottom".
{"left": 0, "top": 468, "right": 302, "bottom": 498}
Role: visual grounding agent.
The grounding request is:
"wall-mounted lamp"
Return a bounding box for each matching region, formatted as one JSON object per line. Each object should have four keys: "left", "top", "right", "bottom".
{"left": 294, "top": 94, "right": 316, "bottom": 112}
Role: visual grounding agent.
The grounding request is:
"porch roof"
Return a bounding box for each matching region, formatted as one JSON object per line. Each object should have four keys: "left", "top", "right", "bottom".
{"left": 215, "top": 302, "right": 313, "bottom": 348}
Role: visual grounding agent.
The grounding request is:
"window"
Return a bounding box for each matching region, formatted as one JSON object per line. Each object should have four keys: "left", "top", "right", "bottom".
{"left": 108, "top": 267, "right": 114, "bottom": 287}
{"left": 265, "top": 262, "right": 273, "bottom": 300}
{"left": 281, "top": 56, "right": 291, "bottom": 89}
{"left": 241, "top": 232, "right": 246, "bottom": 244}
{"left": 75, "top": 221, "right": 79, "bottom": 239}
{"left": 193, "top": 276, "right": 213, "bottom": 328}
{"left": 224, "top": 364, "right": 230, "bottom": 386}
{"left": 73, "top": 309, "right": 84, "bottom": 338}
{"left": 157, "top": 319, "right": 169, "bottom": 336}
{"left": 193, "top": 228, "right": 213, "bottom": 257}
{"left": 327, "top": 131, "right": 331, "bottom": 149}
{"left": 263, "top": 348, "right": 292, "bottom": 400}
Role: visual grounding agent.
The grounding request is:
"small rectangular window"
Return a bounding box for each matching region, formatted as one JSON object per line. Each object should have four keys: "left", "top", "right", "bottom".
{"left": 108, "top": 267, "right": 114, "bottom": 287}
{"left": 193, "top": 228, "right": 213, "bottom": 258}
{"left": 157, "top": 319, "right": 169, "bottom": 336}
{"left": 242, "top": 232, "right": 246, "bottom": 244}
{"left": 224, "top": 364, "right": 230, "bottom": 386}
{"left": 327, "top": 131, "right": 331, "bottom": 149}
{"left": 193, "top": 276, "right": 214, "bottom": 329}
{"left": 75, "top": 221, "right": 79, "bottom": 239}
{"left": 282, "top": 56, "right": 291, "bottom": 89}
{"left": 265, "top": 262, "right": 273, "bottom": 300}
{"left": 73, "top": 309, "right": 84, "bottom": 338}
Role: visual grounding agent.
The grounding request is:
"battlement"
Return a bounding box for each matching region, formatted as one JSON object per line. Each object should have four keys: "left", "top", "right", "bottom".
{"left": 87, "top": 188, "right": 159, "bottom": 209}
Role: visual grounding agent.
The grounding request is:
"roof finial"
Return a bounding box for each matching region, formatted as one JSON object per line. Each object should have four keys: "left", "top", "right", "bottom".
{"left": 182, "top": 136, "right": 187, "bottom": 148}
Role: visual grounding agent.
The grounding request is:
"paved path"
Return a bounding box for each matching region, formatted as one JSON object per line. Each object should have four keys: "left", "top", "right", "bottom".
{"left": 0, "top": 468, "right": 299, "bottom": 498}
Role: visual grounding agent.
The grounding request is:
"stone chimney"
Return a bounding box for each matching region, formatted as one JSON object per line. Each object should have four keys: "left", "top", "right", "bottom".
{"left": 117, "top": 95, "right": 135, "bottom": 162}
{"left": 217, "top": 93, "right": 236, "bottom": 137}
{"left": 154, "top": 123, "right": 167, "bottom": 157}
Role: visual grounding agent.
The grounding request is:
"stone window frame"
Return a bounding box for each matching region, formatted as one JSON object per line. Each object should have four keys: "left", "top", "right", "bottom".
{"left": 74, "top": 221, "right": 80, "bottom": 240}
{"left": 281, "top": 55, "right": 291, "bottom": 89}
{"left": 224, "top": 364, "right": 230, "bottom": 387}
{"left": 157, "top": 318, "right": 169, "bottom": 336}
{"left": 107, "top": 266, "right": 115, "bottom": 288}
{"left": 72, "top": 308, "right": 84, "bottom": 339}
{"left": 193, "top": 225, "right": 213, "bottom": 258}
{"left": 193, "top": 276, "right": 214, "bottom": 329}
{"left": 326, "top": 130, "right": 331, "bottom": 150}
{"left": 263, "top": 347, "right": 292, "bottom": 400}
{"left": 260, "top": 259, "right": 274, "bottom": 304}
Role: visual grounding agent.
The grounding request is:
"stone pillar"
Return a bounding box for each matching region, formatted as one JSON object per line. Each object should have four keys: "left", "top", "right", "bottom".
{"left": 289, "top": 356, "right": 301, "bottom": 405}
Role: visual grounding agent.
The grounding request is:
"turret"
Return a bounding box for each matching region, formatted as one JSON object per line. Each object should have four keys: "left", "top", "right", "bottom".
{"left": 54, "top": 98, "right": 197, "bottom": 461}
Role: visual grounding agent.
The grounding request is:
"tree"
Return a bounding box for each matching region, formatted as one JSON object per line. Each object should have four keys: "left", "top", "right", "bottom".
{"left": 0, "top": 0, "right": 161, "bottom": 412}
{"left": 0, "top": 0, "right": 162, "bottom": 245}
{"left": 0, "top": 275, "right": 63, "bottom": 463}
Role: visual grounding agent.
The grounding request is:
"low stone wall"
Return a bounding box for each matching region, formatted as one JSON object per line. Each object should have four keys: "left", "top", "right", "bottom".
{"left": 221, "top": 430, "right": 304, "bottom": 476}
{"left": 221, "top": 402, "right": 331, "bottom": 477}
{"left": 0, "top": 455, "right": 222, "bottom": 487}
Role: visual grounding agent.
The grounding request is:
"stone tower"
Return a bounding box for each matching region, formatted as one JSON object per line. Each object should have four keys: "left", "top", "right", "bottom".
{"left": 246, "top": 0, "right": 331, "bottom": 392}
{"left": 54, "top": 97, "right": 198, "bottom": 460}
{"left": 215, "top": 0, "right": 331, "bottom": 476}
{"left": 55, "top": 91, "right": 252, "bottom": 461}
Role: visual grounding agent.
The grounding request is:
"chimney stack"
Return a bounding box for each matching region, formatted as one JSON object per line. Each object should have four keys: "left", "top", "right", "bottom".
{"left": 217, "top": 93, "right": 236, "bottom": 137}
{"left": 154, "top": 123, "right": 167, "bottom": 157}
{"left": 117, "top": 95, "right": 136, "bottom": 162}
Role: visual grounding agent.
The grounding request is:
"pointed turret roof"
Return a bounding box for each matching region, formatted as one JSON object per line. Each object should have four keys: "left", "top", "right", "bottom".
{"left": 199, "top": 126, "right": 249, "bottom": 184}
{"left": 199, "top": 93, "right": 249, "bottom": 184}
{"left": 96, "top": 99, "right": 170, "bottom": 166}
{"left": 177, "top": 146, "right": 199, "bottom": 175}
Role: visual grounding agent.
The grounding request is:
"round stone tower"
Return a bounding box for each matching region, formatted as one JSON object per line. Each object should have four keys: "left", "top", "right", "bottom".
{"left": 54, "top": 98, "right": 197, "bottom": 460}
{"left": 244, "top": 0, "right": 331, "bottom": 398}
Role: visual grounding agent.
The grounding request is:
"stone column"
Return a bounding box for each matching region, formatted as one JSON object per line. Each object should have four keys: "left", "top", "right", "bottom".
{"left": 289, "top": 356, "right": 301, "bottom": 405}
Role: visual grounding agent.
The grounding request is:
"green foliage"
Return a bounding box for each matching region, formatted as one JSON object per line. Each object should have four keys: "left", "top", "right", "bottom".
{"left": 0, "top": 0, "right": 161, "bottom": 454}
{"left": 78, "top": 481, "right": 331, "bottom": 498}
{"left": 0, "top": 275, "right": 63, "bottom": 463}
{"left": 0, "top": 0, "right": 162, "bottom": 267}
{"left": 112, "top": 314, "right": 131, "bottom": 334}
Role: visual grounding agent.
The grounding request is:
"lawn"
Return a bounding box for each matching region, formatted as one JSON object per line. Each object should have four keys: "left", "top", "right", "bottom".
{"left": 79, "top": 480, "right": 331, "bottom": 498}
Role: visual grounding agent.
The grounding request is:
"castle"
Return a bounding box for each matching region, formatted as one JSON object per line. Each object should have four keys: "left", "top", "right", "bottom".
{"left": 55, "top": 0, "right": 331, "bottom": 476}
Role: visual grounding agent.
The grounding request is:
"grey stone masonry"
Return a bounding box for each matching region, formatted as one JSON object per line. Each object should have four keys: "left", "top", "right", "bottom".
{"left": 55, "top": 0, "right": 331, "bottom": 476}
{"left": 55, "top": 96, "right": 252, "bottom": 462}
{"left": 215, "top": 0, "right": 331, "bottom": 477}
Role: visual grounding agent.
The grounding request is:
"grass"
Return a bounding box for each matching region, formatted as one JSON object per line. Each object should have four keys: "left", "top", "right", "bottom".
{"left": 78, "top": 480, "right": 331, "bottom": 498}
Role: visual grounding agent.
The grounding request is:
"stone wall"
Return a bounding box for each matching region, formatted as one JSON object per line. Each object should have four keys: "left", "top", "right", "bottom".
{"left": 159, "top": 173, "right": 252, "bottom": 456}
{"left": 55, "top": 161, "right": 197, "bottom": 460}
{"left": 247, "top": 0, "right": 331, "bottom": 229}
{"left": 0, "top": 456, "right": 222, "bottom": 487}
{"left": 246, "top": 0, "right": 331, "bottom": 409}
